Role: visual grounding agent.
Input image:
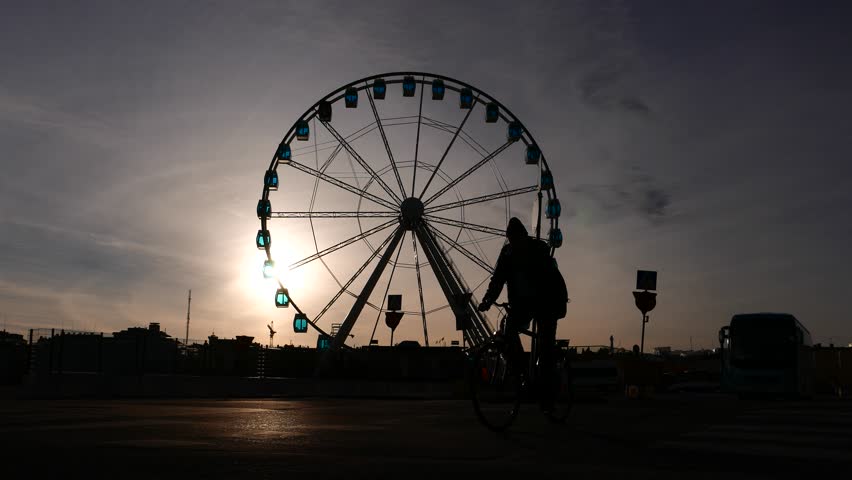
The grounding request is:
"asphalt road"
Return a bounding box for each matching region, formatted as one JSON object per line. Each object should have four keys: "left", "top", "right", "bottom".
{"left": 1, "top": 393, "right": 850, "bottom": 478}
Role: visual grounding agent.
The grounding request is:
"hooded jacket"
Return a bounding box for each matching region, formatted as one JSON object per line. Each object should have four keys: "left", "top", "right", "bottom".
{"left": 482, "top": 219, "right": 568, "bottom": 319}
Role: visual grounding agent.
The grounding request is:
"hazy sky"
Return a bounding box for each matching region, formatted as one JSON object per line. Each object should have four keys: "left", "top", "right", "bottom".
{"left": 1, "top": 1, "right": 850, "bottom": 350}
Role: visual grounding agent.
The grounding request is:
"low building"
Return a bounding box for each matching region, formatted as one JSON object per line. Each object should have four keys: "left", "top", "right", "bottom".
{"left": 0, "top": 331, "right": 28, "bottom": 384}
{"left": 201, "top": 335, "right": 259, "bottom": 376}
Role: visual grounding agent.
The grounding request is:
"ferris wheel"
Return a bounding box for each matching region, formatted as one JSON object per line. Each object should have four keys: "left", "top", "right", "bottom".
{"left": 256, "top": 72, "right": 561, "bottom": 350}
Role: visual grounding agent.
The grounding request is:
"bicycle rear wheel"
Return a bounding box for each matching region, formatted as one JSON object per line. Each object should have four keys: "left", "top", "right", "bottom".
{"left": 468, "top": 339, "right": 523, "bottom": 432}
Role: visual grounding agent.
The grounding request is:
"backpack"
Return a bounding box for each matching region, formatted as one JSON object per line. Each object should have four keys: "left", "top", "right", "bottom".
{"left": 547, "top": 257, "right": 569, "bottom": 319}
{"left": 529, "top": 238, "right": 568, "bottom": 319}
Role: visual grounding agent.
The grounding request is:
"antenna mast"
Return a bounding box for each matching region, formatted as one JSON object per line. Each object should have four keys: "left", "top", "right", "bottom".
{"left": 185, "top": 289, "right": 191, "bottom": 348}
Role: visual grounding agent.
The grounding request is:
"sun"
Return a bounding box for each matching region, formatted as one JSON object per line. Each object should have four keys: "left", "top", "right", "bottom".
{"left": 239, "top": 240, "right": 315, "bottom": 307}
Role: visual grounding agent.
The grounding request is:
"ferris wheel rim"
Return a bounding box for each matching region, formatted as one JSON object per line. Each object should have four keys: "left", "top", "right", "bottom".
{"left": 257, "top": 71, "right": 562, "bottom": 348}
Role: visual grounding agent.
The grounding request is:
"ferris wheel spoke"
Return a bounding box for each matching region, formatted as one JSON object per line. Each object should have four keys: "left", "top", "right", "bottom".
{"left": 421, "top": 140, "right": 514, "bottom": 206}
{"left": 289, "top": 218, "right": 397, "bottom": 270}
{"left": 368, "top": 236, "right": 405, "bottom": 346}
{"left": 272, "top": 211, "right": 398, "bottom": 219}
{"left": 423, "top": 215, "right": 505, "bottom": 237}
{"left": 292, "top": 118, "right": 379, "bottom": 156}
{"left": 458, "top": 234, "right": 502, "bottom": 247}
{"left": 424, "top": 185, "right": 537, "bottom": 215}
{"left": 425, "top": 304, "right": 451, "bottom": 315}
{"left": 312, "top": 227, "right": 402, "bottom": 325}
{"left": 365, "top": 88, "right": 407, "bottom": 199}
{"left": 296, "top": 117, "right": 422, "bottom": 161}
{"left": 293, "top": 119, "right": 419, "bottom": 161}
{"left": 288, "top": 160, "right": 397, "bottom": 210}
{"left": 430, "top": 225, "right": 494, "bottom": 274}
{"left": 418, "top": 96, "right": 478, "bottom": 199}
{"left": 457, "top": 235, "right": 503, "bottom": 250}
{"left": 329, "top": 228, "right": 406, "bottom": 351}
{"left": 461, "top": 224, "right": 493, "bottom": 269}
{"left": 318, "top": 143, "right": 344, "bottom": 173}
{"left": 411, "top": 232, "right": 429, "bottom": 347}
{"left": 411, "top": 76, "right": 425, "bottom": 195}
{"left": 415, "top": 223, "right": 491, "bottom": 345}
{"left": 320, "top": 120, "right": 403, "bottom": 205}
{"left": 423, "top": 115, "right": 491, "bottom": 157}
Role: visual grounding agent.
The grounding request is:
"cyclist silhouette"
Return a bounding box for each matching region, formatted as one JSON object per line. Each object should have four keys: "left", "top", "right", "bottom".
{"left": 477, "top": 217, "right": 568, "bottom": 414}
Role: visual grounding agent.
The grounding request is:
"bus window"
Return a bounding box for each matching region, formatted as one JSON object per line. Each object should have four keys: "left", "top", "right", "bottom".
{"left": 731, "top": 317, "right": 796, "bottom": 368}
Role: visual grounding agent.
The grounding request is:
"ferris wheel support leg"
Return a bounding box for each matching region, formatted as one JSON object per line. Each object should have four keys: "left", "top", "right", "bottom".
{"left": 414, "top": 224, "right": 491, "bottom": 347}
{"left": 316, "top": 227, "right": 405, "bottom": 376}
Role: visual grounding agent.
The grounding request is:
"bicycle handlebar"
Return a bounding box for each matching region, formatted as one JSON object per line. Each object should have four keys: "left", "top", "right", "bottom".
{"left": 488, "top": 302, "right": 540, "bottom": 338}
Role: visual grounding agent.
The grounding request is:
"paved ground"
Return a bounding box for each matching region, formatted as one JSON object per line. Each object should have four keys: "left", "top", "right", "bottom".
{"left": 1, "top": 393, "right": 850, "bottom": 478}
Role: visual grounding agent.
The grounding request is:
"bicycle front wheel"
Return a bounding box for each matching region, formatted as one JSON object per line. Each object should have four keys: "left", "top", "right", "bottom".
{"left": 468, "top": 339, "right": 523, "bottom": 432}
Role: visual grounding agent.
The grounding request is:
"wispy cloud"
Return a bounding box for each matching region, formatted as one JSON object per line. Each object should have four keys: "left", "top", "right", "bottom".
{"left": 568, "top": 167, "right": 674, "bottom": 225}
{"left": 0, "top": 89, "right": 118, "bottom": 148}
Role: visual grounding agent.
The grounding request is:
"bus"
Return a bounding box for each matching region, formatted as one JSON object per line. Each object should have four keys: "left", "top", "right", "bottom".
{"left": 718, "top": 312, "right": 814, "bottom": 398}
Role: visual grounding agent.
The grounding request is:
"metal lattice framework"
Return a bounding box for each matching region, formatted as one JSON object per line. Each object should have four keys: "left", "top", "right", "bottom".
{"left": 257, "top": 72, "right": 561, "bottom": 352}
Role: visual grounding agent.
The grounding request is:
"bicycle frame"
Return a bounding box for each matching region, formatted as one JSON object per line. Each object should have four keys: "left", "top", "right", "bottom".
{"left": 492, "top": 302, "right": 542, "bottom": 386}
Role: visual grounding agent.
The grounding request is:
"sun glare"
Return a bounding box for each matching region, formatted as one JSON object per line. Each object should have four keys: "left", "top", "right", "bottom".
{"left": 241, "top": 250, "right": 278, "bottom": 304}
{"left": 270, "top": 243, "right": 312, "bottom": 292}
{"left": 240, "top": 241, "right": 314, "bottom": 308}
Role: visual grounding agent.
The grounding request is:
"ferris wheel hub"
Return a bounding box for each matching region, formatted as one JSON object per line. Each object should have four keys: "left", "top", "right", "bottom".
{"left": 400, "top": 197, "right": 425, "bottom": 230}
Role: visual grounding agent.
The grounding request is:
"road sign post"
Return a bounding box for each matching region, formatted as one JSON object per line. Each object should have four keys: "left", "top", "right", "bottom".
{"left": 385, "top": 311, "right": 403, "bottom": 346}
{"left": 385, "top": 294, "right": 403, "bottom": 346}
{"left": 633, "top": 270, "right": 658, "bottom": 355}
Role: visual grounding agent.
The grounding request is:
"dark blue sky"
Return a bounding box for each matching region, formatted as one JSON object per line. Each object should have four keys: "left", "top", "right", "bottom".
{"left": 1, "top": 1, "right": 850, "bottom": 348}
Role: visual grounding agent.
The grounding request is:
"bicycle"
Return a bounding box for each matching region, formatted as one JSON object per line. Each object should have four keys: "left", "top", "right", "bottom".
{"left": 467, "top": 302, "right": 574, "bottom": 432}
